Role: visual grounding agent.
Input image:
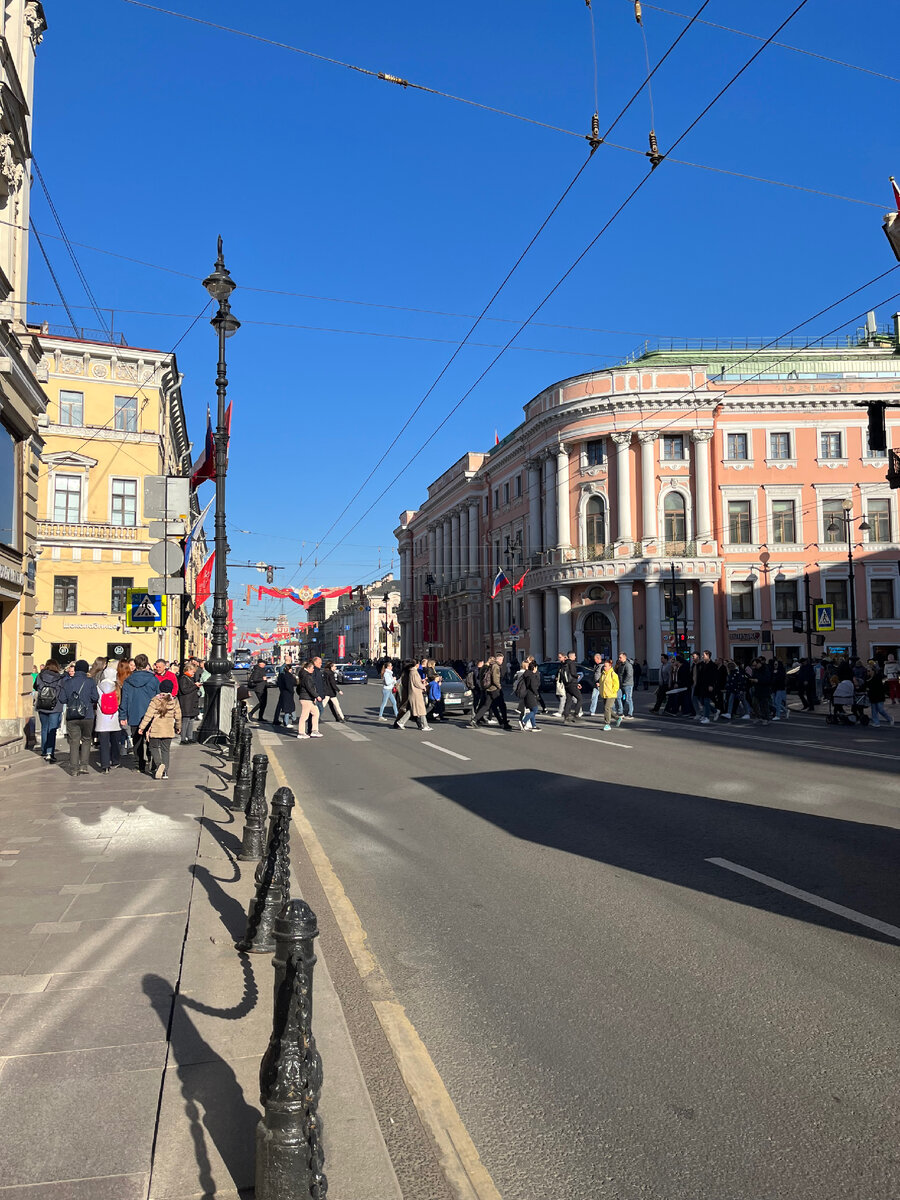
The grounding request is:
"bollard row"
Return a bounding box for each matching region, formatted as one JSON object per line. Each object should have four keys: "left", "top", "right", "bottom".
{"left": 239, "top": 754, "right": 269, "bottom": 861}
{"left": 237, "top": 786, "right": 294, "bottom": 954}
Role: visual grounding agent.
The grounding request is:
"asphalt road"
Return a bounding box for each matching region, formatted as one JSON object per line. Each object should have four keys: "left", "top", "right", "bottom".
{"left": 269, "top": 684, "right": 900, "bottom": 1200}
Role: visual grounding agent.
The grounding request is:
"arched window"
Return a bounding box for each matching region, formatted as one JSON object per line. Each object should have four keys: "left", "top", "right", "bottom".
{"left": 585, "top": 495, "right": 605, "bottom": 556}
{"left": 663, "top": 492, "right": 686, "bottom": 547}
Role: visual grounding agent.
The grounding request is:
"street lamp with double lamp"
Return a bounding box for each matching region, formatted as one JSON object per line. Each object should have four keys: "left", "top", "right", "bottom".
{"left": 826, "top": 499, "right": 870, "bottom": 663}
{"left": 198, "top": 237, "right": 240, "bottom": 744}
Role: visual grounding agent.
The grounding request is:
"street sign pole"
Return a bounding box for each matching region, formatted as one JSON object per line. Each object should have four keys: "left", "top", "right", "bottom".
{"left": 804, "top": 572, "right": 813, "bottom": 661}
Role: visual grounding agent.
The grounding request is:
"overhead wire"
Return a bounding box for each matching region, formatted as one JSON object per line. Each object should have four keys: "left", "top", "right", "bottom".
{"left": 306, "top": 0, "right": 815, "bottom": 574}
{"left": 30, "top": 221, "right": 79, "bottom": 335}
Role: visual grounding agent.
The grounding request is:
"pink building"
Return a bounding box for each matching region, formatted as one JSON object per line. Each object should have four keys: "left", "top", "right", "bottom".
{"left": 395, "top": 326, "right": 900, "bottom": 669}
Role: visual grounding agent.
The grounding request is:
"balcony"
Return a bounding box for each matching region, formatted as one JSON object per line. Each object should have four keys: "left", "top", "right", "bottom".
{"left": 563, "top": 543, "right": 615, "bottom": 563}
{"left": 662, "top": 540, "right": 696, "bottom": 557}
{"left": 38, "top": 520, "right": 143, "bottom": 542}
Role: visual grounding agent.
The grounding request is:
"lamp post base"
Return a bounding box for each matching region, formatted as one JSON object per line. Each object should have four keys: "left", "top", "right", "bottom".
{"left": 198, "top": 680, "right": 235, "bottom": 745}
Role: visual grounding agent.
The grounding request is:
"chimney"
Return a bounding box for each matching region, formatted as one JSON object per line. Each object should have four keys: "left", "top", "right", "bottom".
{"left": 866, "top": 310, "right": 878, "bottom": 339}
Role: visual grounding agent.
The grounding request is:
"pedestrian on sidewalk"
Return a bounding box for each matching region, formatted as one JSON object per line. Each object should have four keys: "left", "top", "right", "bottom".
{"left": 138, "top": 680, "right": 182, "bottom": 780}
{"left": 59, "top": 659, "right": 100, "bottom": 775}
{"left": 296, "top": 661, "right": 323, "bottom": 738}
{"left": 772, "top": 658, "right": 789, "bottom": 721}
{"left": 311, "top": 656, "right": 327, "bottom": 723}
{"left": 95, "top": 664, "right": 123, "bottom": 771}
{"left": 120, "top": 653, "right": 160, "bottom": 773}
{"left": 34, "top": 660, "right": 65, "bottom": 762}
{"left": 651, "top": 655, "right": 671, "bottom": 714}
{"left": 466, "top": 660, "right": 485, "bottom": 716}
{"left": 323, "top": 661, "right": 346, "bottom": 722}
{"left": 116, "top": 659, "right": 134, "bottom": 756}
{"left": 599, "top": 660, "right": 620, "bottom": 730}
{"left": 694, "top": 650, "right": 720, "bottom": 724}
{"left": 277, "top": 662, "right": 298, "bottom": 727}
{"left": 470, "top": 655, "right": 511, "bottom": 730}
{"left": 615, "top": 652, "right": 635, "bottom": 718}
{"left": 588, "top": 653, "right": 603, "bottom": 716}
{"left": 153, "top": 658, "right": 179, "bottom": 696}
{"left": 248, "top": 658, "right": 268, "bottom": 720}
{"left": 378, "top": 661, "right": 398, "bottom": 720}
{"left": 520, "top": 660, "right": 542, "bottom": 731}
{"left": 867, "top": 668, "right": 893, "bottom": 728}
{"left": 177, "top": 662, "right": 201, "bottom": 743}
{"left": 561, "top": 651, "right": 582, "bottom": 725}
{"left": 884, "top": 654, "right": 899, "bottom": 705}
{"left": 425, "top": 660, "right": 445, "bottom": 723}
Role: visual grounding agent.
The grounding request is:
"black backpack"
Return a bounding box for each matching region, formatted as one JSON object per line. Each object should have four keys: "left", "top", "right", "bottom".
{"left": 66, "top": 680, "right": 88, "bottom": 720}
{"left": 36, "top": 679, "right": 58, "bottom": 712}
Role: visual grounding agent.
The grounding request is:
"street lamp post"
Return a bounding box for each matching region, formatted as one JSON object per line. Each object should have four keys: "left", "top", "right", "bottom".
{"left": 198, "top": 236, "right": 240, "bottom": 743}
{"left": 826, "top": 500, "right": 870, "bottom": 663}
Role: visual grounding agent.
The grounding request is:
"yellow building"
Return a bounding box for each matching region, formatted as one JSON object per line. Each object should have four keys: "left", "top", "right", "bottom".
{"left": 32, "top": 328, "right": 209, "bottom": 670}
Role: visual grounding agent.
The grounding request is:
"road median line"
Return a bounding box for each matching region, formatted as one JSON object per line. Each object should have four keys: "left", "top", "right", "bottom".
{"left": 266, "top": 741, "right": 502, "bottom": 1200}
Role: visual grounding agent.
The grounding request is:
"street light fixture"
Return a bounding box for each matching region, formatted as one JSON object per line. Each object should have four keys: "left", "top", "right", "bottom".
{"left": 825, "top": 502, "right": 870, "bottom": 662}
{"left": 198, "top": 236, "right": 240, "bottom": 744}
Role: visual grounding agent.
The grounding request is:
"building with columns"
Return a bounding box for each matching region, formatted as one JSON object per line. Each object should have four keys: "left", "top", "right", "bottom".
{"left": 395, "top": 323, "right": 900, "bottom": 669}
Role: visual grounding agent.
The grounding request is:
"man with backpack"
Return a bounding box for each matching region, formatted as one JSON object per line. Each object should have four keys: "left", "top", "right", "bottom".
{"left": 34, "top": 660, "right": 65, "bottom": 763}
{"left": 466, "top": 660, "right": 485, "bottom": 717}
{"left": 560, "top": 651, "right": 582, "bottom": 724}
{"left": 120, "top": 653, "right": 160, "bottom": 773}
{"left": 58, "top": 659, "right": 100, "bottom": 775}
{"left": 470, "top": 654, "right": 512, "bottom": 729}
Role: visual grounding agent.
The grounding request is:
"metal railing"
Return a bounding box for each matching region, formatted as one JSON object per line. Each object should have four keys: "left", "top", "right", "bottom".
{"left": 623, "top": 327, "right": 894, "bottom": 361}
{"left": 662, "top": 540, "right": 696, "bottom": 557}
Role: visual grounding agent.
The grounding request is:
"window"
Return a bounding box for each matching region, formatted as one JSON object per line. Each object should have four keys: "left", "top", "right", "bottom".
{"left": 0, "top": 421, "right": 16, "bottom": 549}
{"left": 114, "top": 394, "right": 137, "bottom": 432}
{"left": 825, "top": 578, "right": 849, "bottom": 621}
{"left": 515, "top": 474, "right": 522, "bottom": 498}
{"left": 769, "top": 432, "right": 791, "bottom": 460}
{"left": 820, "top": 431, "right": 843, "bottom": 459}
{"left": 503, "top": 482, "right": 510, "bottom": 505}
{"left": 586, "top": 496, "right": 605, "bottom": 550}
{"left": 111, "top": 576, "right": 133, "bottom": 614}
{"left": 52, "top": 475, "right": 82, "bottom": 523}
{"left": 730, "top": 580, "right": 754, "bottom": 620}
{"left": 867, "top": 498, "right": 892, "bottom": 543}
{"left": 111, "top": 478, "right": 137, "bottom": 526}
{"left": 663, "top": 582, "right": 688, "bottom": 620}
{"left": 774, "top": 579, "right": 799, "bottom": 620}
{"left": 664, "top": 492, "right": 686, "bottom": 544}
{"left": 822, "top": 500, "right": 846, "bottom": 544}
{"left": 53, "top": 575, "right": 77, "bottom": 613}
{"left": 871, "top": 579, "right": 895, "bottom": 620}
{"left": 865, "top": 430, "right": 887, "bottom": 458}
{"left": 662, "top": 434, "right": 684, "bottom": 460}
{"left": 493, "top": 488, "right": 499, "bottom": 511}
{"left": 58, "top": 390, "right": 83, "bottom": 427}
{"left": 771, "top": 499, "right": 796, "bottom": 544}
{"left": 585, "top": 439, "right": 605, "bottom": 466}
{"left": 727, "top": 500, "right": 751, "bottom": 544}
{"left": 726, "top": 432, "right": 748, "bottom": 460}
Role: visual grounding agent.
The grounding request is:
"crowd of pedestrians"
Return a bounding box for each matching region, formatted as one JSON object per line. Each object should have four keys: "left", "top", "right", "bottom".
{"left": 30, "top": 654, "right": 207, "bottom": 779}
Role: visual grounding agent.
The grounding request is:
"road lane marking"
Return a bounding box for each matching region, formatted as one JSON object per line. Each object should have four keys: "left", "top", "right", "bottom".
{"left": 706, "top": 857, "right": 900, "bottom": 941}
{"left": 562, "top": 732, "right": 632, "bottom": 749}
{"left": 420, "top": 741, "right": 470, "bottom": 761}
{"left": 712, "top": 731, "right": 900, "bottom": 762}
{"left": 332, "top": 723, "right": 369, "bottom": 742}
{"left": 264, "top": 742, "right": 502, "bottom": 1200}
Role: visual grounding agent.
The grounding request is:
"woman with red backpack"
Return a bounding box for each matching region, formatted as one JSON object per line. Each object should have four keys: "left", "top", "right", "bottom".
{"left": 95, "top": 663, "right": 123, "bottom": 772}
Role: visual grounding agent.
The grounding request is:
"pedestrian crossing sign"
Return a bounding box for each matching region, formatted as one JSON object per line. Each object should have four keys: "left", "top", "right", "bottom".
{"left": 125, "top": 589, "right": 167, "bottom": 629}
{"left": 813, "top": 603, "right": 835, "bottom": 633}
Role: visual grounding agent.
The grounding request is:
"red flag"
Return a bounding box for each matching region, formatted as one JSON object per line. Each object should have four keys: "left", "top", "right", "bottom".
{"left": 494, "top": 429, "right": 500, "bottom": 445}
{"left": 190, "top": 408, "right": 215, "bottom": 489}
{"left": 226, "top": 599, "right": 234, "bottom": 652}
{"left": 892, "top": 176, "right": 900, "bottom": 210}
{"left": 512, "top": 569, "right": 529, "bottom": 592}
{"left": 195, "top": 551, "right": 214, "bottom": 607}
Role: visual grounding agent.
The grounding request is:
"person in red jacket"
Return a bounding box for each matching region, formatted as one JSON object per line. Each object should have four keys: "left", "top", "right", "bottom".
{"left": 153, "top": 658, "right": 179, "bottom": 696}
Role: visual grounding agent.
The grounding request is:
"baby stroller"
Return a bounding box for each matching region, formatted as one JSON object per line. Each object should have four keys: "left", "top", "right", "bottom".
{"left": 825, "top": 681, "right": 869, "bottom": 726}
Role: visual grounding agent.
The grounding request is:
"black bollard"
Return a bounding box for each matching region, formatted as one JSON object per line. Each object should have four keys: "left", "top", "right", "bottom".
{"left": 232, "top": 704, "right": 248, "bottom": 779}
{"left": 232, "top": 726, "right": 253, "bottom": 809}
{"left": 237, "top": 787, "right": 294, "bottom": 953}
{"left": 239, "top": 754, "right": 269, "bottom": 861}
{"left": 256, "top": 898, "right": 327, "bottom": 1200}
{"left": 228, "top": 701, "right": 240, "bottom": 761}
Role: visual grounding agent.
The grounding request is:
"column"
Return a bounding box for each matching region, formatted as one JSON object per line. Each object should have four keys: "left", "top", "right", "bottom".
{"left": 556, "top": 444, "right": 572, "bottom": 550}
{"left": 527, "top": 590, "right": 543, "bottom": 662}
{"left": 645, "top": 579, "right": 661, "bottom": 663}
{"left": 427, "top": 528, "right": 436, "bottom": 581}
{"left": 459, "top": 506, "right": 469, "bottom": 580}
{"left": 468, "top": 503, "right": 479, "bottom": 575}
{"left": 442, "top": 518, "right": 451, "bottom": 582}
{"left": 434, "top": 524, "right": 443, "bottom": 585}
{"left": 450, "top": 511, "right": 461, "bottom": 582}
{"left": 557, "top": 586, "right": 572, "bottom": 654}
{"left": 542, "top": 455, "right": 557, "bottom": 548}
{"left": 691, "top": 430, "right": 713, "bottom": 544}
{"left": 638, "top": 432, "right": 658, "bottom": 541}
{"left": 527, "top": 459, "right": 542, "bottom": 554}
{"left": 544, "top": 589, "right": 559, "bottom": 660}
{"left": 611, "top": 432, "right": 633, "bottom": 542}
{"left": 699, "top": 579, "right": 717, "bottom": 656}
{"left": 617, "top": 580, "right": 635, "bottom": 657}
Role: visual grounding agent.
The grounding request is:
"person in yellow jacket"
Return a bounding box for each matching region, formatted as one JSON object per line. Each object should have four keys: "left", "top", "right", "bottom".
{"left": 599, "top": 661, "right": 621, "bottom": 731}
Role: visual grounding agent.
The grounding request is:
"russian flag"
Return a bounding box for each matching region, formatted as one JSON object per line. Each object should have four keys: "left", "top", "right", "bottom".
{"left": 190, "top": 407, "right": 215, "bottom": 490}
{"left": 491, "top": 569, "right": 510, "bottom": 599}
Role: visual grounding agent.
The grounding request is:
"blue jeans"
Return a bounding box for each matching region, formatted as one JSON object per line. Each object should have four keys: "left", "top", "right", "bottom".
{"left": 870, "top": 701, "right": 891, "bottom": 727}
{"left": 522, "top": 707, "right": 537, "bottom": 729}
{"left": 774, "top": 689, "right": 788, "bottom": 718}
{"left": 615, "top": 685, "right": 633, "bottom": 716}
{"left": 590, "top": 687, "right": 600, "bottom": 715}
{"left": 39, "top": 710, "right": 61, "bottom": 756}
{"left": 379, "top": 686, "right": 398, "bottom": 717}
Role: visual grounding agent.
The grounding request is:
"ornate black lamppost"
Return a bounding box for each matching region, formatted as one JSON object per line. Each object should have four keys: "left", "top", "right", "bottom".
{"left": 826, "top": 499, "right": 870, "bottom": 663}
{"left": 198, "top": 237, "right": 240, "bottom": 743}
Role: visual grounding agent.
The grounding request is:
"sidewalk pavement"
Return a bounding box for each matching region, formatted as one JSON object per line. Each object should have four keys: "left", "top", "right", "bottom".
{"left": 0, "top": 736, "right": 403, "bottom": 1199}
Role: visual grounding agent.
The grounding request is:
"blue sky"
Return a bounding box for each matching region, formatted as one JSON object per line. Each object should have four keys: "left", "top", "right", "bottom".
{"left": 29, "top": 0, "right": 899, "bottom": 632}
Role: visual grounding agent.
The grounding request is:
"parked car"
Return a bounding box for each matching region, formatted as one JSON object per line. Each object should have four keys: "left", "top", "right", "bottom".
{"left": 432, "top": 666, "right": 473, "bottom": 715}
{"left": 536, "top": 661, "right": 589, "bottom": 692}
{"left": 336, "top": 663, "right": 368, "bottom": 684}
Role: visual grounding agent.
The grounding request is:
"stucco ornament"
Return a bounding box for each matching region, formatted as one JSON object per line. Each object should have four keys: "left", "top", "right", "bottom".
{"left": 24, "top": 3, "right": 47, "bottom": 47}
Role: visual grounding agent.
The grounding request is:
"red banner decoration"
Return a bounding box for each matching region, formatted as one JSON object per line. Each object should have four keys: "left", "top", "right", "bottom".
{"left": 195, "top": 552, "right": 214, "bottom": 607}
{"left": 338, "top": 635, "right": 346, "bottom": 659}
{"left": 227, "top": 599, "right": 234, "bottom": 652}
{"left": 423, "top": 594, "right": 438, "bottom": 643}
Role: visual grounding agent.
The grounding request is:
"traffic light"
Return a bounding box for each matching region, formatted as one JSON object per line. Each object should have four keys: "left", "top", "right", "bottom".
{"left": 867, "top": 401, "right": 887, "bottom": 453}
{"left": 266, "top": 565, "right": 274, "bottom": 584}
{"left": 676, "top": 632, "right": 687, "bottom": 650}
{"left": 888, "top": 449, "right": 900, "bottom": 490}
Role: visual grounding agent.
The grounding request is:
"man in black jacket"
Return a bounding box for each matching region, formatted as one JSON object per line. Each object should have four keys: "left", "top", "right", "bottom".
{"left": 248, "top": 659, "right": 268, "bottom": 721}
{"left": 177, "top": 663, "right": 201, "bottom": 743}
{"left": 694, "top": 650, "right": 720, "bottom": 723}
{"left": 561, "top": 651, "right": 582, "bottom": 724}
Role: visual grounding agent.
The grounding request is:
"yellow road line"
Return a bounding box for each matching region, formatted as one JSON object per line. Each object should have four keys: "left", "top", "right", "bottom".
{"left": 266, "top": 743, "right": 503, "bottom": 1200}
